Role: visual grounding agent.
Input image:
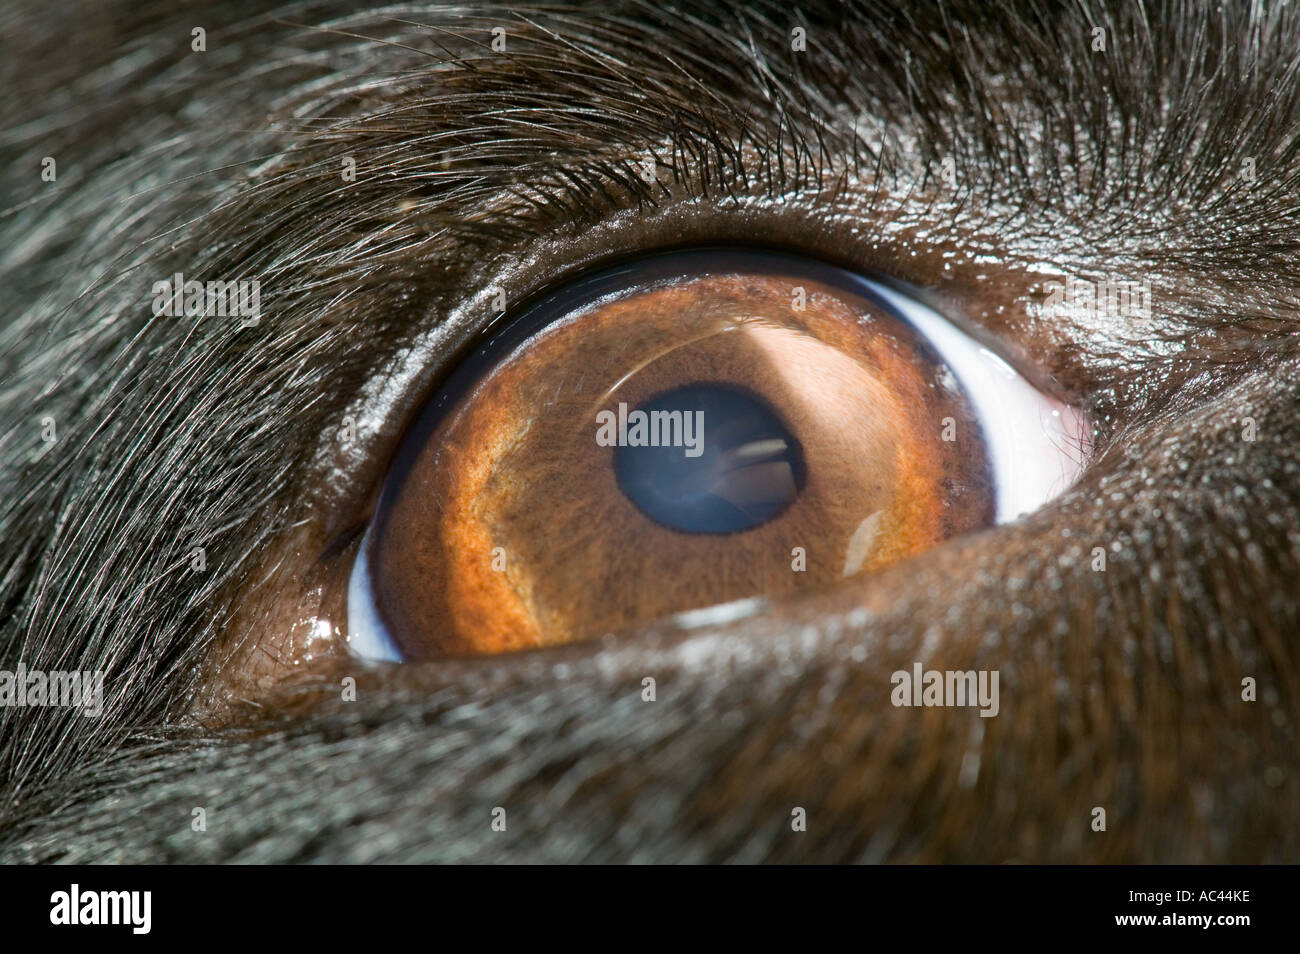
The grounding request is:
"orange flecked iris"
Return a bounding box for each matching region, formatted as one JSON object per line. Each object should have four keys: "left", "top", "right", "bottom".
{"left": 368, "top": 250, "right": 992, "bottom": 659}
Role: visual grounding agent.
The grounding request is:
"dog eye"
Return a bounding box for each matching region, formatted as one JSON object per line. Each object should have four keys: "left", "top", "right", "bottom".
{"left": 346, "top": 248, "right": 1088, "bottom": 662}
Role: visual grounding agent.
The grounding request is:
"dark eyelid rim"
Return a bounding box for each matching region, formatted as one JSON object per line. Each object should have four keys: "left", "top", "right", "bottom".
{"left": 306, "top": 193, "right": 1100, "bottom": 561}
{"left": 366, "top": 245, "right": 1004, "bottom": 550}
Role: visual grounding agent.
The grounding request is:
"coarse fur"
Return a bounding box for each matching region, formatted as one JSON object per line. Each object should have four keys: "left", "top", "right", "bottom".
{"left": 0, "top": 0, "right": 1297, "bottom": 861}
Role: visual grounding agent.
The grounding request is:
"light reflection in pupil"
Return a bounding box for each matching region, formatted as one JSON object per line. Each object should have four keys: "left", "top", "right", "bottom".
{"left": 613, "top": 383, "right": 806, "bottom": 534}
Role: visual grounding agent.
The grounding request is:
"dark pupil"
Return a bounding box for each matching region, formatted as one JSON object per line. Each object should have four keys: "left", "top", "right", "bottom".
{"left": 612, "top": 383, "right": 806, "bottom": 534}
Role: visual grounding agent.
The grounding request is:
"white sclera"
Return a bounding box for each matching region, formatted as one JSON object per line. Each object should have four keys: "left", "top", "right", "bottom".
{"left": 861, "top": 279, "right": 1088, "bottom": 523}
{"left": 346, "top": 523, "right": 403, "bottom": 663}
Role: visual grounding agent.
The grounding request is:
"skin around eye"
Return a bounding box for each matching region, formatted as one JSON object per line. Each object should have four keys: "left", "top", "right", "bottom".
{"left": 348, "top": 248, "right": 1084, "bottom": 662}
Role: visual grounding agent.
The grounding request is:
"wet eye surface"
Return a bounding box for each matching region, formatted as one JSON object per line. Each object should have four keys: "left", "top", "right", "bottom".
{"left": 613, "top": 382, "right": 807, "bottom": 533}
{"left": 348, "top": 248, "right": 1087, "bottom": 663}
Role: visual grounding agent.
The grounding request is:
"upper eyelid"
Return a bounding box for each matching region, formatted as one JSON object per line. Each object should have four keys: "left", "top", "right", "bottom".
{"left": 302, "top": 188, "right": 1091, "bottom": 547}
{"left": 1, "top": 11, "right": 1184, "bottom": 574}
{"left": 118, "top": 15, "right": 1233, "bottom": 546}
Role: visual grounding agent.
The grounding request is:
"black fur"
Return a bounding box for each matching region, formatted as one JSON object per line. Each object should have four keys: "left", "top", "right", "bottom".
{"left": 0, "top": 0, "right": 1297, "bottom": 861}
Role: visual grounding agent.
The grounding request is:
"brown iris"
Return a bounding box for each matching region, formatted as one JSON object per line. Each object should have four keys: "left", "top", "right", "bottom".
{"left": 365, "top": 250, "right": 993, "bottom": 660}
